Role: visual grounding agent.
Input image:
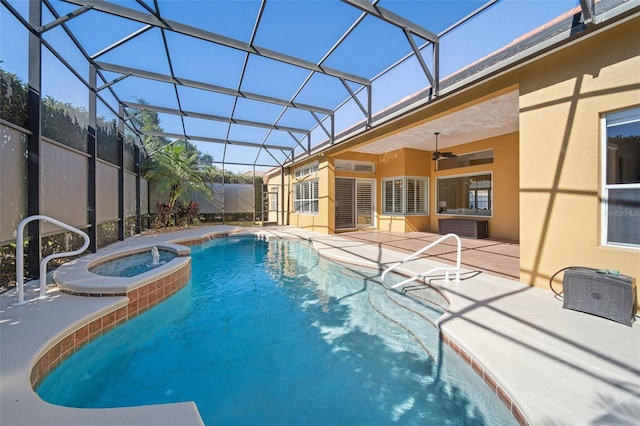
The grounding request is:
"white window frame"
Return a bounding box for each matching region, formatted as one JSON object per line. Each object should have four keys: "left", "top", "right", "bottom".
{"left": 334, "top": 159, "right": 376, "bottom": 173}
{"left": 293, "top": 178, "right": 319, "bottom": 215}
{"left": 436, "top": 172, "right": 493, "bottom": 217}
{"left": 269, "top": 186, "right": 278, "bottom": 211}
{"left": 382, "top": 176, "right": 429, "bottom": 215}
{"left": 294, "top": 162, "right": 318, "bottom": 179}
{"left": 600, "top": 107, "right": 640, "bottom": 249}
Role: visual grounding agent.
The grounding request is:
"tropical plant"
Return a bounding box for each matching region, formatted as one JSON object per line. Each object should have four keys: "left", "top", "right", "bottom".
{"left": 144, "top": 143, "right": 211, "bottom": 215}
{"left": 153, "top": 201, "right": 173, "bottom": 228}
{"left": 175, "top": 201, "right": 200, "bottom": 226}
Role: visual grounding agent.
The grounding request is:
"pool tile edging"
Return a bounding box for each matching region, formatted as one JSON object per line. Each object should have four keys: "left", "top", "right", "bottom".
{"left": 440, "top": 332, "right": 528, "bottom": 426}
{"left": 30, "top": 261, "right": 191, "bottom": 389}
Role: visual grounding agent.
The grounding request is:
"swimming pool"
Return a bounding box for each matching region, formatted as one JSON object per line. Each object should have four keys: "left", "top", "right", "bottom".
{"left": 37, "top": 237, "right": 516, "bottom": 425}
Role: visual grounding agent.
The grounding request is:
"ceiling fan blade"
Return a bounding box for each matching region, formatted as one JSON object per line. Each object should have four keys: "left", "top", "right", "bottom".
{"left": 433, "top": 151, "right": 456, "bottom": 160}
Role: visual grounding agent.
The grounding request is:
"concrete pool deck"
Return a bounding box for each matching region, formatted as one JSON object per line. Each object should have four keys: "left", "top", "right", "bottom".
{"left": 1, "top": 225, "right": 638, "bottom": 425}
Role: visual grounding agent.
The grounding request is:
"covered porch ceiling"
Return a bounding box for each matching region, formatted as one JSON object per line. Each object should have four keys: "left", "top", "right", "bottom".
{"left": 351, "top": 89, "right": 520, "bottom": 154}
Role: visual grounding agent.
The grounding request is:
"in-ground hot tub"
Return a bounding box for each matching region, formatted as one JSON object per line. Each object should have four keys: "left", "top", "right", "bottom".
{"left": 89, "top": 247, "right": 178, "bottom": 277}
{"left": 54, "top": 242, "right": 192, "bottom": 297}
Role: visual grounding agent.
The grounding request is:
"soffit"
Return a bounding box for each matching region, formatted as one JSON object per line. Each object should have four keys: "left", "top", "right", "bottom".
{"left": 352, "top": 90, "right": 519, "bottom": 154}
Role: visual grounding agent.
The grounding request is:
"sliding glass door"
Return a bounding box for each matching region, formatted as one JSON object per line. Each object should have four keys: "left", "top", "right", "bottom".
{"left": 335, "top": 178, "right": 374, "bottom": 229}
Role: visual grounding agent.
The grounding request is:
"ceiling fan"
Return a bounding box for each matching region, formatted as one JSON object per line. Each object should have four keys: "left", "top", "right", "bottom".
{"left": 432, "top": 132, "right": 456, "bottom": 161}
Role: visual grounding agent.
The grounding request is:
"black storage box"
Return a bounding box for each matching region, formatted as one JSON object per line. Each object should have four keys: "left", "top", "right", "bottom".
{"left": 562, "top": 268, "right": 637, "bottom": 326}
{"left": 438, "top": 219, "right": 488, "bottom": 239}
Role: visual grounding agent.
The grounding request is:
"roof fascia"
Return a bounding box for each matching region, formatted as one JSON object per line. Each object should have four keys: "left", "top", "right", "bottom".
{"left": 440, "top": 2, "right": 640, "bottom": 96}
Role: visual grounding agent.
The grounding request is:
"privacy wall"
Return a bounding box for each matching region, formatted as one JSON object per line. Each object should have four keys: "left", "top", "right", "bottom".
{"left": 0, "top": 125, "right": 27, "bottom": 243}
{"left": 0, "top": 122, "right": 148, "bottom": 254}
{"left": 149, "top": 182, "right": 255, "bottom": 214}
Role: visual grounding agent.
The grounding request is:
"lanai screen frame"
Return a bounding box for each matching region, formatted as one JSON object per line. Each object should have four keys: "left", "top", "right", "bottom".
{"left": 0, "top": 0, "right": 604, "bottom": 275}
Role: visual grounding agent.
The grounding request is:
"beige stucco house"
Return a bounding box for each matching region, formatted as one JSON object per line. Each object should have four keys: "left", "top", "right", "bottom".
{"left": 265, "top": 4, "right": 640, "bottom": 304}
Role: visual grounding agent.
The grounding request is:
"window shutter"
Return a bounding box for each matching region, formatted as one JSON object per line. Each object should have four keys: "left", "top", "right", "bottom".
{"left": 356, "top": 180, "right": 373, "bottom": 226}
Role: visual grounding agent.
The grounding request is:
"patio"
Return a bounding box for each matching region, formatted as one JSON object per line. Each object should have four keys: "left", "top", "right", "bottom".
{"left": 335, "top": 230, "right": 520, "bottom": 281}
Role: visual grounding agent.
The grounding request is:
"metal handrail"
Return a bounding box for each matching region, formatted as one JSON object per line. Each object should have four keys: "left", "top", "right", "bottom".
{"left": 381, "top": 233, "right": 462, "bottom": 289}
{"left": 14, "top": 215, "right": 90, "bottom": 305}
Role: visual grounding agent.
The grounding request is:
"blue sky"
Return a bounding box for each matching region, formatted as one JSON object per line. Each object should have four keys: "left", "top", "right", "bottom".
{"left": 1, "top": 0, "right": 580, "bottom": 172}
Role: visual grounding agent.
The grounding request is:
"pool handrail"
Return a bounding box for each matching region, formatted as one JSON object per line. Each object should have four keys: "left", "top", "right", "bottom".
{"left": 14, "top": 215, "right": 90, "bottom": 305}
{"left": 381, "top": 233, "right": 462, "bottom": 289}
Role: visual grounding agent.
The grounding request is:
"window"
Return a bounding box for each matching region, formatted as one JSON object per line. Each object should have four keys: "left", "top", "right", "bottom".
{"left": 469, "top": 178, "right": 491, "bottom": 209}
{"left": 294, "top": 162, "right": 318, "bottom": 178}
{"left": 437, "top": 149, "right": 494, "bottom": 171}
{"left": 293, "top": 179, "right": 318, "bottom": 215}
{"left": 335, "top": 160, "right": 375, "bottom": 173}
{"left": 269, "top": 186, "right": 278, "bottom": 211}
{"left": 382, "top": 177, "right": 428, "bottom": 215}
{"left": 437, "top": 173, "right": 492, "bottom": 216}
{"left": 602, "top": 107, "right": 640, "bottom": 247}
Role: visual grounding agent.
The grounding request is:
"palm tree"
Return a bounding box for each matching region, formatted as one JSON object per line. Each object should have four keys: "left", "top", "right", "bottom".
{"left": 143, "top": 143, "right": 211, "bottom": 221}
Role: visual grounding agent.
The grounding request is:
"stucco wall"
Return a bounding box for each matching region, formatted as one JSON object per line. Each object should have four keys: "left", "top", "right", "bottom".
{"left": 433, "top": 133, "right": 520, "bottom": 241}
{"left": 287, "top": 158, "right": 332, "bottom": 233}
{"left": 366, "top": 148, "right": 427, "bottom": 233}
{"left": 518, "top": 16, "right": 640, "bottom": 292}
{"left": 263, "top": 13, "right": 639, "bottom": 309}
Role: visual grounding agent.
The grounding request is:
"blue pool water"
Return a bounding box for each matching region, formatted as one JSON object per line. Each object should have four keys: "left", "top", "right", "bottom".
{"left": 89, "top": 249, "right": 177, "bottom": 277}
{"left": 38, "top": 237, "right": 516, "bottom": 425}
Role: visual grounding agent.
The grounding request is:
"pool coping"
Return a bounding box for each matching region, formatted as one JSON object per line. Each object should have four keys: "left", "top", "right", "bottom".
{"left": 1, "top": 225, "right": 638, "bottom": 425}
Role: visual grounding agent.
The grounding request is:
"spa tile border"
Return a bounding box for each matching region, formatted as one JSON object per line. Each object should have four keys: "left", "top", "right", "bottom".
{"left": 87, "top": 248, "right": 190, "bottom": 270}
{"left": 30, "top": 261, "right": 191, "bottom": 389}
{"left": 440, "top": 332, "right": 528, "bottom": 426}
{"left": 86, "top": 252, "right": 187, "bottom": 269}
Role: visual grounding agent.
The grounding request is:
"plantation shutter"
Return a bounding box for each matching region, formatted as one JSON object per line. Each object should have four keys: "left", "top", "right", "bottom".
{"left": 311, "top": 179, "right": 319, "bottom": 214}
{"left": 406, "top": 178, "right": 425, "bottom": 213}
{"left": 393, "top": 179, "right": 403, "bottom": 213}
{"left": 356, "top": 180, "right": 373, "bottom": 227}
{"left": 335, "top": 178, "right": 355, "bottom": 229}
{"left": 406, "top": 179, "right": 416, "bottom": 213}
{"left": 384, "top": 180, "right": 393, "bottom": 213}
{"left": 415, "top": 179, "right": 424, "bottom": 213}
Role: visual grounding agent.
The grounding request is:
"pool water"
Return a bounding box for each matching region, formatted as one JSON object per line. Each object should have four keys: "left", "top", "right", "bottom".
{"left": 38, "top": 237, "right": 516, "bottom": 425}
{"left": 89, "top": 249, "right": 177, "bottom": 277}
